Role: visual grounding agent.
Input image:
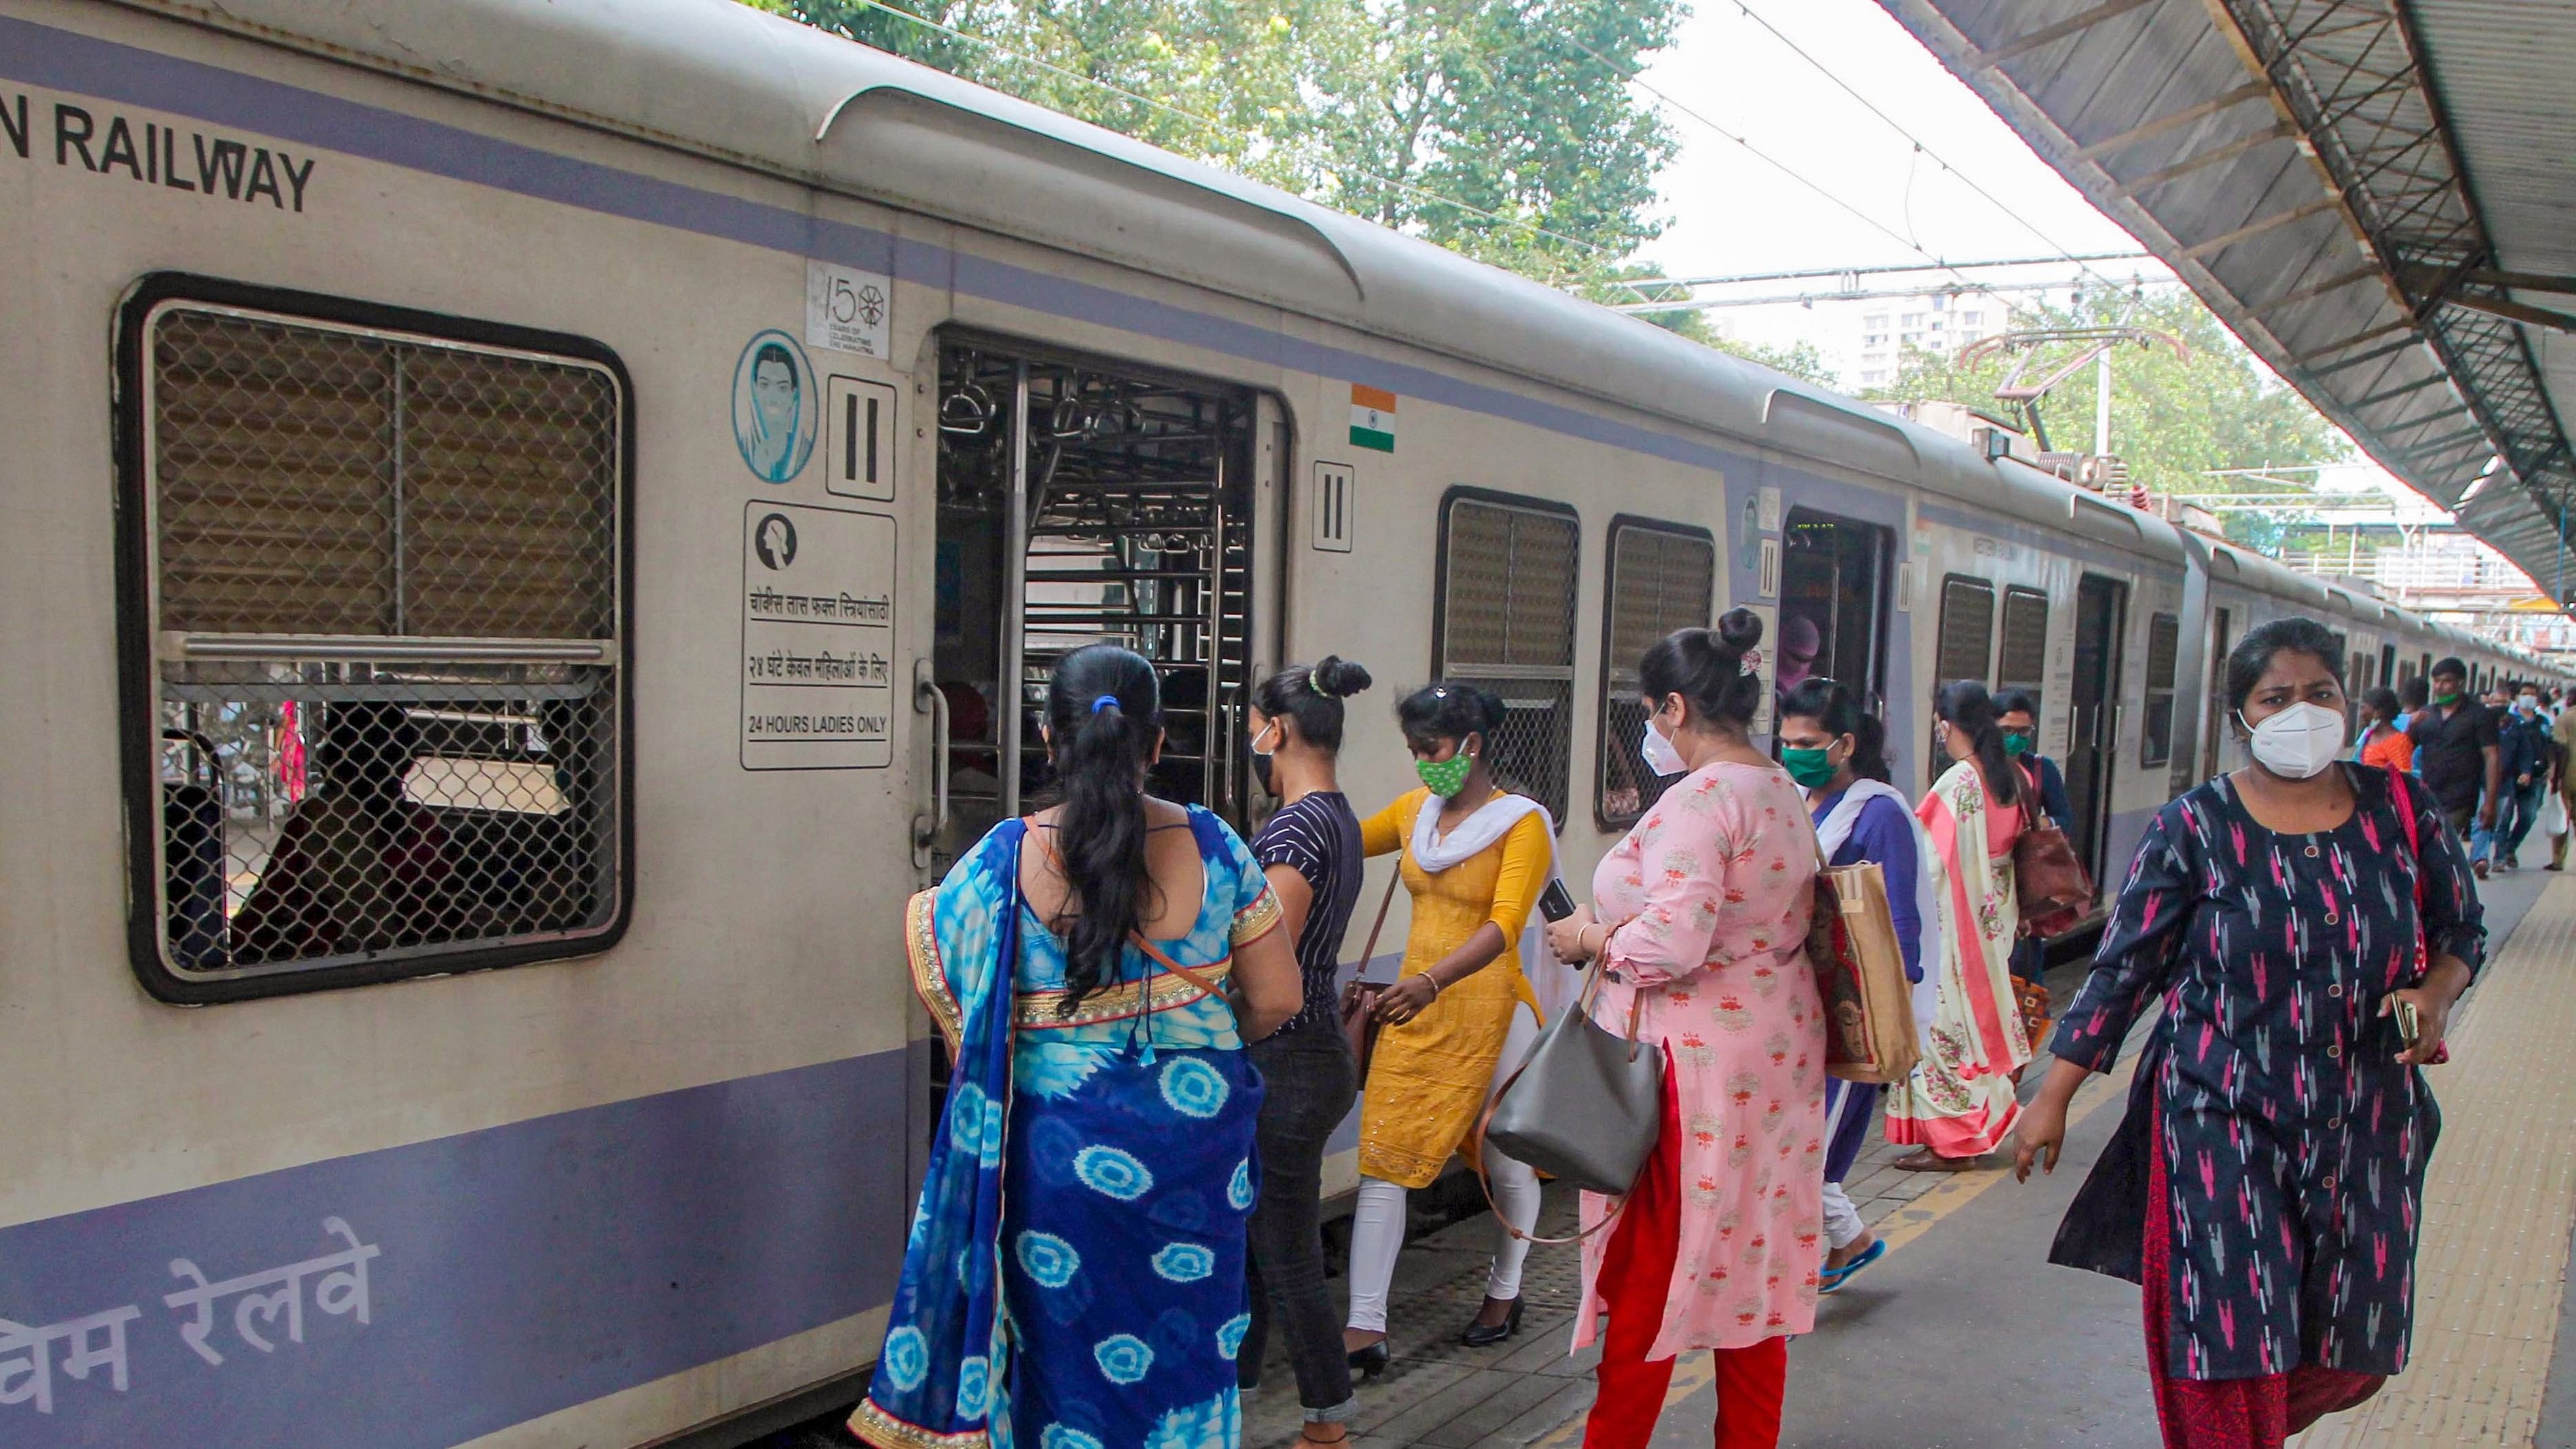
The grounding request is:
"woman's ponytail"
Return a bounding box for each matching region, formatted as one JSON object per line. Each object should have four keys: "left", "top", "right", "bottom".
{"left": 1934, "top": 679, "right": 2021, "bottom": 808}
{"left": 1045, "top": 644, "right": 1164, "bottom": 1010}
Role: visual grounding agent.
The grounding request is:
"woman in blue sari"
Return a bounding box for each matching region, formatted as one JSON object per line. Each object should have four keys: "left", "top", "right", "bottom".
{"left": 854, "top": 644, "right": 1304, "bottom": 1449}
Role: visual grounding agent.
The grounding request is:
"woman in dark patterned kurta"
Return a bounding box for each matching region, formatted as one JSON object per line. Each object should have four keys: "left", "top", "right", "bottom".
{"left": 2014, "top": 618, "right": 2483, "bottom": 1449}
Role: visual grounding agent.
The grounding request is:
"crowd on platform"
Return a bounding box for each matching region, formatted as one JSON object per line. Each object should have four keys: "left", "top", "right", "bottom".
{"left": 851, "top": 613, "right": 2561, "bottom": 1449}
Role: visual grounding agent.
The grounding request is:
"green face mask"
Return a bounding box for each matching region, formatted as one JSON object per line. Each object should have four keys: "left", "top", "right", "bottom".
{"left": 1416, "top": 752, "right": 1474, "bottom": 798}
{"left": 2433, "top": 691, "right": 2460, "bottom": 706}
{"left": 1780, "top": 746, "right": 1838, "bottom": 789}
{"left": 2002, "top": 730, "right": 2034, "bottom": 757}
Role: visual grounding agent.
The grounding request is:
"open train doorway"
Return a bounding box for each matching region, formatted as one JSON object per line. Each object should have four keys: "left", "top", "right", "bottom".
{"left": 925, "top": 334, "right": 1263, "bottom": 874}
{"left": 1780, "top": 508, "right": 1892, "bottom": 711}
{"left": 2066, "top": 574, "right": 2128, "bottom": 881}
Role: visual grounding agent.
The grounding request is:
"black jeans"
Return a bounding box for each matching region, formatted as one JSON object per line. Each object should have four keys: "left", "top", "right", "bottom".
{"left": 1241, "top": 1011, "right": 1359, "bottom": 1420}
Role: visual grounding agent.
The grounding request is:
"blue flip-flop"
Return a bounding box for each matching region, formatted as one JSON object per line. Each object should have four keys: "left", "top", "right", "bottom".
{"left": 1818, "top": 1237, "right": 1887, "bottom": 1295}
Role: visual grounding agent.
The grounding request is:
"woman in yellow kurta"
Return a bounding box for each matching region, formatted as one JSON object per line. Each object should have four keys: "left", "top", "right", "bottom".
{"left": 1342, "top": 683, "right": 1557, "bottom": 1372}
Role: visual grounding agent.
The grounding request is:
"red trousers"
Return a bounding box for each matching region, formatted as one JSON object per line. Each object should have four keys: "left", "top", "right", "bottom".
{"left": 1582, "top": 1064, "right": 1788, "bottom": 1449}
{"left": 2143, "top": 1096, "right": 2384, "bottom": 1448}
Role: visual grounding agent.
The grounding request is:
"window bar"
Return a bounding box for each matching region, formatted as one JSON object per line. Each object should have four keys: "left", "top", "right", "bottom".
{"left": 1002, "top": 358, "right": 1030, "bottom": 818}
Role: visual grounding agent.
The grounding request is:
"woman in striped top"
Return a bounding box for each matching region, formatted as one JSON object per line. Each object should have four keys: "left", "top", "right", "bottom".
{"left": 1239, "top": 656, "right": 1374, "bottom": 1444}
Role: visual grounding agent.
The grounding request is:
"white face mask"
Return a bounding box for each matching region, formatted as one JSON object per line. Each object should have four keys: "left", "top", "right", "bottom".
{"left": 2240, "top": 701, "right": 2348, "bottom": 780}
{"left": 1639, "top": 710, "right": 1687, "bottom": 777}
{"left": 1249, "top": 719, "right": 1281, "bottom": 757}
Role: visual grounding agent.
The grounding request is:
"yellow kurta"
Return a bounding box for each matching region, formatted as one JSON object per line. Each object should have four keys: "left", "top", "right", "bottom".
{"left": 1355, "top": 788, "right": 1550, "bottom": 1188}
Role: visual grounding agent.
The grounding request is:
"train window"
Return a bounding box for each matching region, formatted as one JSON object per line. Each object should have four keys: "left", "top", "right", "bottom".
{"left": 1781, "top": 509, "right": 1893, "bottom": 708}
{"left": 1934, "top": 576, "right": 1995, "bottom": 689}
{"left": 1438, "top": 492, "right": 1579, "bottom": 825}
{"left": 1996, "top": 587, "right": 2050, "bottom": 709}
{"left": 2141, "top": 612, "right": 2181, "bottom": 768}
{"left": 120, "top": 283, "right": 628, "bottom": 1001}
{"left": 1596, "top": 519, "right": 1715, "bottom": 827}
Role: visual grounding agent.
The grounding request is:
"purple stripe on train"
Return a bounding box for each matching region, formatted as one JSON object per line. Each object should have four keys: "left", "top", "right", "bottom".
{"left": 0, "top": 1048, "right": 914, "bottom": 1446}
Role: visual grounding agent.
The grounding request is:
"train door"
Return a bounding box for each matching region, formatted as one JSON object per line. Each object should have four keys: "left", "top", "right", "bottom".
{"left": 2066, "top": 574, "right": 2128, "bottom": 879}
{"left": 924, "top": 333, "right": 1264, "bottom": 873}
{"left": 1781, "top": 508, "right": 1893, "bottom": 709}
{"left": 2199, "top": 606, "right": 2233, "bottom": 784}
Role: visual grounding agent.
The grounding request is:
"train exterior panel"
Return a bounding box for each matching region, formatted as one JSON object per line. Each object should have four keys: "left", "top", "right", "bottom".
{"left": 0, "top": 1, "right": 2560, "bottom": 1446}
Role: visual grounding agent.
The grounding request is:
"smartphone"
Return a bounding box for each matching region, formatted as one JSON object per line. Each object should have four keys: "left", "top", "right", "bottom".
{"left": 2394, "top": 999, "right": 2422, "bottom": 1049}
{"left": 1538, "top": 878, "right": 1577, "bottom": 923}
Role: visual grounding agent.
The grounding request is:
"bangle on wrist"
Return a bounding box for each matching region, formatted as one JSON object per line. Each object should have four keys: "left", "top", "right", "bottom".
{"left": 1424, "top": 971, "right": 1444, "bottom": 999}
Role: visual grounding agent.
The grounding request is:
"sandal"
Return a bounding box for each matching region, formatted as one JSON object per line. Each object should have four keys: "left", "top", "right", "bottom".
{"left": 1891, "top": 1149, "right": 1976, "bottom": 1173}
{"left": 1818, "top": 1237, "right": 1886, "bottom": 1294}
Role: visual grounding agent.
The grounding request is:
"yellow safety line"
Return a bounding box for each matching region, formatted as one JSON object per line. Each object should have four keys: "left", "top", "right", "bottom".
{"left": 2295, "top": 876, "right": 2576, "bottom": 1448}
{"left": 1526, "top": 1054, "right": 2139, "bottom": 1447}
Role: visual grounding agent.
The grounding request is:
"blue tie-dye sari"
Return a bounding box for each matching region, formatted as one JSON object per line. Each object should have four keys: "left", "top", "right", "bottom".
{"left": 855, "top": 809, "right": 1281, "bottom": 1449}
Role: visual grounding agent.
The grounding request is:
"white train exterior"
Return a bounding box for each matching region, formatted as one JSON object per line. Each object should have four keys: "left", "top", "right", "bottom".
{"left": 0, "top": 1, "right": 2560, "bottom": 1445}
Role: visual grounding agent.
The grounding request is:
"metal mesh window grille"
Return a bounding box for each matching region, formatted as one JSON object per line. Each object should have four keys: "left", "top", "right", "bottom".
{"left": 1440, "top": 497, "right": 1578, "bottom": 823}
{"left": 1598, "top": 523, "right": 1715, "bottom": 827}
{"left": 2141, "top": 612, "right": 2181, "bottom": 768}
{"left": 1997, "top": 586, "right": 2050, "bottom": 704}
{"left": 1935, "top": 577, "right": 1995, "bottom": 689}
{"left": 140, "top": 300, "right": 624, "bottom": 987}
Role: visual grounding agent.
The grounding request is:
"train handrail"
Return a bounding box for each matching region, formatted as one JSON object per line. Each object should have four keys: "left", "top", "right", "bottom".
{"left": 914, "top": 658, "right": 951, "bottom": 871}
{"left": 163, "top": 632, "right": 612, "bottom": 664}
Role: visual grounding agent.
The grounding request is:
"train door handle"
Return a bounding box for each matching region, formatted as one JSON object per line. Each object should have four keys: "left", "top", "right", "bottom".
{"left": 913, "top": 657, "right": 950, "bottom": 872}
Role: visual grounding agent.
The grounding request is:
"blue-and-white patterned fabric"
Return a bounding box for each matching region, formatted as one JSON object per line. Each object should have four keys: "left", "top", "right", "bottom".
{"left": 855, "top": 808, "right": 1281, "bottom": 1449}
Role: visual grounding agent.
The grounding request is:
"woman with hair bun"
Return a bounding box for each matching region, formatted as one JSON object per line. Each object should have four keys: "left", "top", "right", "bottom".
{"left": 1776, "top": 677, "right": 1940, "bottom": 1293}
{"left": 1341, "top": 680, "right": 1559, "bottom": 1369}
{"left": 1542, "top": 611, "right": 1824, "bottom": 1449}
{"left": 1238, "top": 656, "right": 1373, "bottom": 1444}
{"left": 1884, "top": 679, "right": 2030, "bottom": 1171}
{"left": 853, "top": 644, "right": 1304, "bottom": 1449}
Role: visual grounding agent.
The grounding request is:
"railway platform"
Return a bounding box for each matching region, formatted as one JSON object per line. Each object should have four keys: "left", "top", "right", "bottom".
{"left": 764, "top": 867, "right": 2575, "bottom": 1449}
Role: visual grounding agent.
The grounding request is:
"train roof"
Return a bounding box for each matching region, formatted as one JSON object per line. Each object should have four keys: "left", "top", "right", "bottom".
{"left": 114, "top": 0, "right": 2198, "bottom": 556}
{"left": 99, "top": 0, "right": 2561, "bottom": 681}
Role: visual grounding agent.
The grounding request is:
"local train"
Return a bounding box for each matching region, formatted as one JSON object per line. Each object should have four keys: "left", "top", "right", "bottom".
{"left": 0, "top": 0, "right": 2559, "bottom": 1444}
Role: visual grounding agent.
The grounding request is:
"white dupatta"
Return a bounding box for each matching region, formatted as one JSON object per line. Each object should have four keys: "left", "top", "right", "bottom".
{"left": 1812, "top": 779, "right": 1945, "bottom": 1053}
{"left": 1410, "top": 791, "right": 1576, "bottom": 1026}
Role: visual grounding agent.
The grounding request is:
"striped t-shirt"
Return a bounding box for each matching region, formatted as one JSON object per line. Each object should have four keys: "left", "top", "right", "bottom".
{"left": 1249, "top": 792, "right": 1365, "bottom": 1034}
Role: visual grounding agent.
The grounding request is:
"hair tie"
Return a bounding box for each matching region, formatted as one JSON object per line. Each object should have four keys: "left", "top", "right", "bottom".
{"left": 1090, "top": 694, "right": 1120, "bottom": 715}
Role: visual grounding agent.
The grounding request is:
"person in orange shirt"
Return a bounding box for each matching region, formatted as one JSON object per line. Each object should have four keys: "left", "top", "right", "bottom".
{"left": 2357, "top": 687, "right": 2414, "bottom": 774}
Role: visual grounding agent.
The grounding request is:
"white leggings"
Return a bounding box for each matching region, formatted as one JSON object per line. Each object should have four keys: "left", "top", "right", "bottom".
{"left": 1345, "top": 1007, "right": 1541, "bottom": 1332}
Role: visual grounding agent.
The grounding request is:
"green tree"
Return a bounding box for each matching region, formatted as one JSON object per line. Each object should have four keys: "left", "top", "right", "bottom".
{"left": 1863, "top": 289, "right": 2345, "bottom": 547}
{"left": 742, "top": 0, "right": 1680, "bottom": 288}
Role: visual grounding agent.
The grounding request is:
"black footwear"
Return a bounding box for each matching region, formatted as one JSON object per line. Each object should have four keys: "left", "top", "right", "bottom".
{"left": 1459, "top": 1297, "right": 1524, "bottom": 1347}
{"left": 1346, "top": 1340, "right": 1391, "bottom": 1379}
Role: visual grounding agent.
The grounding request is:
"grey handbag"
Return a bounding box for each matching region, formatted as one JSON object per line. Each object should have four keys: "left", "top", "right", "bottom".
{"left": 1478, "top": 963, "right": 1666, "bottom": 1210}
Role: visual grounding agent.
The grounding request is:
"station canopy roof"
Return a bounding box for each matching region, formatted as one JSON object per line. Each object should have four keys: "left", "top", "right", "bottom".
{"left": 1876, "top": 0, "right": 2576, "bottom": 608}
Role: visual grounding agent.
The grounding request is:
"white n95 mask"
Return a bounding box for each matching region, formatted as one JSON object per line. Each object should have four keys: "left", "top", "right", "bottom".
{"left": 2242, "top": 702, "right": 2348, "bottom": 780}
{"left": 1640, "top": 718, "right": 1687, "bottom": 777}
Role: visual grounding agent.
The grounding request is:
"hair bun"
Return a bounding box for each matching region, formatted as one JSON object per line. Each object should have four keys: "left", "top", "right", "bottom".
{"left": 1311, "top": 655, "right": 1374, "bottom": 700}
{"left": 1715, "top": 607, "right": 1765, "bottom": 654}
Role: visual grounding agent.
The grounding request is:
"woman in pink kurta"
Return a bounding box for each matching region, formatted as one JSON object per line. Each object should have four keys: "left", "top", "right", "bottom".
{"left": 1546, "top": 614, "right": 1825, "bottom": 1449}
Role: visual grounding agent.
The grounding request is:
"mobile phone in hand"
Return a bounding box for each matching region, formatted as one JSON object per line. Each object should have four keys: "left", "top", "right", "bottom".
{"left": 1538, "top": 878, "right": 1577, "bottom": 922}
{"left": 2394, "top": 998, "right": 2422, "bottom": 1048}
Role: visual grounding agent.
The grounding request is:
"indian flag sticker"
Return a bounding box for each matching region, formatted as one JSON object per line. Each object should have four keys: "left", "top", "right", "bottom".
{"left": 1350, "top": 384, "right": 1396, "bottom": 453}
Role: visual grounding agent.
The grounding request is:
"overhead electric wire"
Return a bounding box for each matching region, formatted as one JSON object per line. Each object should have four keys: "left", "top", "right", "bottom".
{"left": 1725, "top": 0, "right": 2140, "bottom": 296}
{"left": 824, "top": 0, "right": 1658, "bottom": 297}
{"left": 1560, "top": 35, "right": 2045, "bottom": 323}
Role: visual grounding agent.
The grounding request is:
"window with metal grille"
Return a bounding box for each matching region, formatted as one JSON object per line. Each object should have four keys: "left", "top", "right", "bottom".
{"left": 1997, "top": 587, "right": 2049, "bottom": 709}
{"left": 1437, "top": 492, "right": 1579, "bottom": 824}
{"left": 120, "top": 281, "right": 628, "bottom": 1001}
{"left": 1935, "top": 576, "right": 1995, "bottom": 689}
{"left": 1596, "top": 520, "right": 1715, "bottom": 827}
{"left": 2142, "top": 612, "right": 2181, "bottom": 768}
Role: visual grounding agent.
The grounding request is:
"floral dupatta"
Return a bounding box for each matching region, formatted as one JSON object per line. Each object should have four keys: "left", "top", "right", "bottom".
{"left": 1916, "top": 761, "right": 2032, "bottom": 1081}
{"left": 851, "top": 821, "right": 1026, "bottom": 1449}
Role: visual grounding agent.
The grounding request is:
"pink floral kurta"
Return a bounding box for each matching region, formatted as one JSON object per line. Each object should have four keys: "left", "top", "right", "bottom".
{"left": 1572, "top": 760, "right": 1827, "bottom": 1358}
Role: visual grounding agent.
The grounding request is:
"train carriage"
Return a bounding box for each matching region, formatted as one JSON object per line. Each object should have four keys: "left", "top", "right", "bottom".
{"left": 0, "top": 1, "right": 2560, "bottom": 1446}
